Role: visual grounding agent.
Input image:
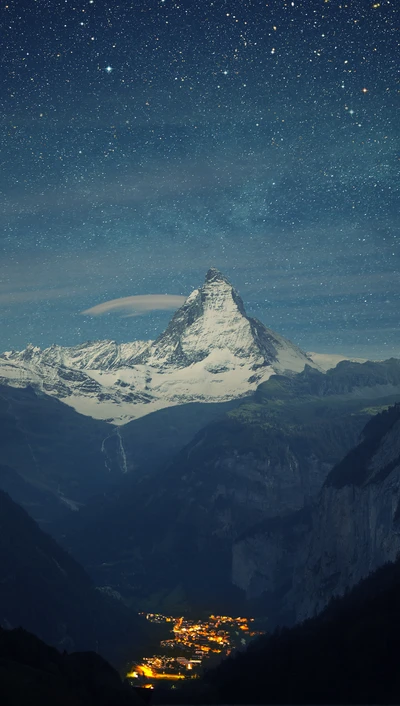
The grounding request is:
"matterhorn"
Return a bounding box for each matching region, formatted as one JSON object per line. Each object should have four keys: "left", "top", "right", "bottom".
{"left": 0, "top": 269, "right": 318, "bottom": 424}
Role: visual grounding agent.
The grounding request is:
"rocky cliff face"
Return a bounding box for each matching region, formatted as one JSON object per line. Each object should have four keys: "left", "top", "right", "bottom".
{"left": 295, "top": 404, "right": 400, "bottom": 620}
{"left": 232, "top": 508, "right": 312, "bottom": 623}
{"left": 232, "top": 403, "right": 400, "bottom": 625}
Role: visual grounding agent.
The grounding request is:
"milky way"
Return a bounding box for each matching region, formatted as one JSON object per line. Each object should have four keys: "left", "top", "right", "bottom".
{"left": 1, "top": 0, "right": 398, "bottom": 357}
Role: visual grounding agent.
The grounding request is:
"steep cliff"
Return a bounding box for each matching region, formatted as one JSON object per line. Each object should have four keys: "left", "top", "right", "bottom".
{"left": 296, "top": 403, "right": 400, "bottom": 620}
{"left": 233, "top": 402, "right": 400, "bottom": 624}
{"left": 232, "top": 508, "right": 312, "bottom": 623}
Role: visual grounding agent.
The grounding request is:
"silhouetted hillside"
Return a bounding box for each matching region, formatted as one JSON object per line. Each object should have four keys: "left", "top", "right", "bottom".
{"left": 0, "top": 489, "right": 151, "bottom": 667}
{"left": 0, "top": 625, "right": 143, "bottom": 706}
{"left": 172, "top": 558, "right": 400, "bottom": 704}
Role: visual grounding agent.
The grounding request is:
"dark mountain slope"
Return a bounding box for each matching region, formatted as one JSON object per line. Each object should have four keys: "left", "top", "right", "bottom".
{"left": 117, "top": 397, "right": 249, "bottom": 479}
{"left": 0, "top": 383, "right": 246, "bottom": 529}
{"left": 193, "top": 558, "right": 400, "bottom": 705}
{"left": 0, "top": 384, "right": 123, "bottom": 525}
{"left": 0, "top": 626, "right": 142, "bottom": 706}
{"left": 326, "top": 401, "right": 400, "bottom": 489}
{"left": 0, "top": 489, "right": 150, "bottom": 667}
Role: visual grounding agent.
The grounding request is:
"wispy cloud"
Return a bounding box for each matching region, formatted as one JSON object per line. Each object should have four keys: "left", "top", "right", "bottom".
{"left": 81, "top": 294, "right": 186, "bottom": 317}
{"left": 0, "top": 285, "right": 89, "bottom": 306}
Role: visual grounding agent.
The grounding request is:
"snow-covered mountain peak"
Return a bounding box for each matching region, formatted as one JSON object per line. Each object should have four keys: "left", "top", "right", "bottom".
{"left": 205, "top": 266, "right": 233, "bottom": 285}
{"left": 131, "top": 269, "right": 248, "bottom": 369}
{"left": 0, "top": 269, "right": 321, "bottom": 424}
{"left": 134, "top": 268, "right": 313, "bottom": 377}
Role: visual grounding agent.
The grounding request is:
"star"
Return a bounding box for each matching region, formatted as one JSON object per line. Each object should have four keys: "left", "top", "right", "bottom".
{"left": 0, "top": 0, "right": 397, "bottom": 358}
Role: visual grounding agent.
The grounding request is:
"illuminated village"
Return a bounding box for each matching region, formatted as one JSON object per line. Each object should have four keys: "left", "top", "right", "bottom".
{"left": 126, "top": 613, "right": 263, "bottom": 689}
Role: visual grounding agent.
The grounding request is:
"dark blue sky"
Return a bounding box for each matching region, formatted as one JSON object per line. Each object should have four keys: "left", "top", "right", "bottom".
{"left": 1, "top": 0, "right": 398, "bottom": 357}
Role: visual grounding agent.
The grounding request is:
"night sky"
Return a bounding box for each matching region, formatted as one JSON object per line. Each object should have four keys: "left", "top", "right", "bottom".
{"left": 1, "top": 0, "right": 398, "bottom": 358}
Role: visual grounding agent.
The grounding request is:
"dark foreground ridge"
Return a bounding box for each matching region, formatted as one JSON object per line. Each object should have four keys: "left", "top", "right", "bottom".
{"left": 162, "top": 556, "right": 400, "bottom": 704}
{"left": 0, "top": 626, "right": 144, "bottom": 706}
{"left": 0, "top": 488, "right": 152, "bottom": 667}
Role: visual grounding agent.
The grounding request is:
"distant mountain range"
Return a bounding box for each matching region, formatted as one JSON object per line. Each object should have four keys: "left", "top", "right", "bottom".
{"left": 0, "top": 268, "right": 319, "bottom": 424}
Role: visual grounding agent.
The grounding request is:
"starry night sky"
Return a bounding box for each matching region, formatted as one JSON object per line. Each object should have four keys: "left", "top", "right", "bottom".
{"left": 1, "top": 0, "right": 398, "bottom": 357}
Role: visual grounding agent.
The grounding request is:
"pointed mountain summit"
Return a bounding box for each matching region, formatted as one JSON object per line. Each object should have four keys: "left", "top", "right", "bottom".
{"left": 133, "top": 268, "right": 315, "bottom": 376}
{"left": 0, "top": 269, "right": 319, "bottom": 423}
{"left": 204, "top": 266, "right": 233, "bottom": 284}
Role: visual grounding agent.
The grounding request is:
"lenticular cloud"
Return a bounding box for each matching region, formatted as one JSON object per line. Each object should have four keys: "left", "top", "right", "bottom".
{"left": 81, "top": 294, "right": 186, "bottom": 317}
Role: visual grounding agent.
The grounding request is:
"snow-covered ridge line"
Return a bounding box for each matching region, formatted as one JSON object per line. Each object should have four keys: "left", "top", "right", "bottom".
{"left": 2, "top": 338, "right": 152, "bottom": 371}
{"left": 0, "top": 268, "right": 320, "bottom": 425}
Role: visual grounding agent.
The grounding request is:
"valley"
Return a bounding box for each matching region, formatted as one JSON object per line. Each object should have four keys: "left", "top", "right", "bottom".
{"left": 60, "top": 360, "right": 400, "bottom": 619}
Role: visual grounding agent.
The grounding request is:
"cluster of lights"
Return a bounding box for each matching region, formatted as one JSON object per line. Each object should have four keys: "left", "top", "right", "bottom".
{"left": 127, "top": 613, "right": 263, "bottom": 686}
